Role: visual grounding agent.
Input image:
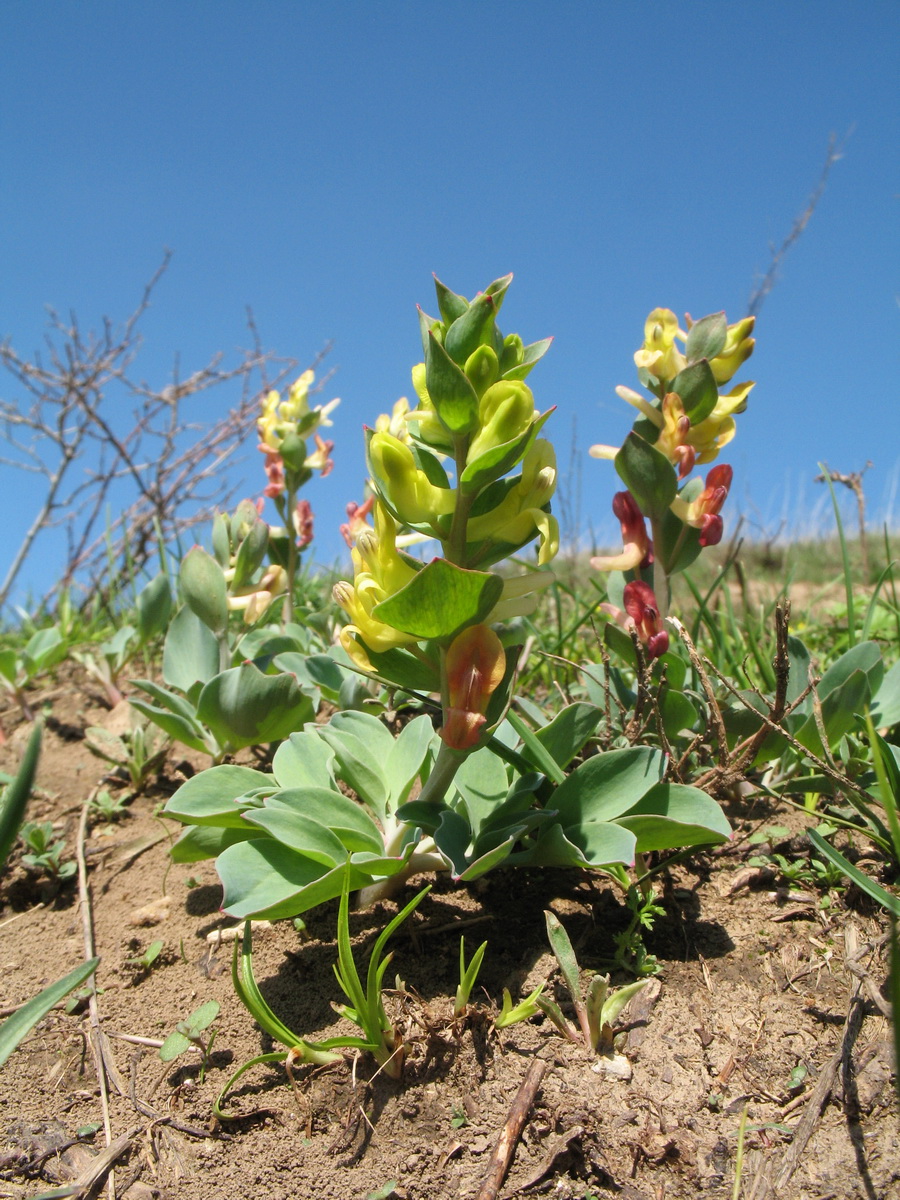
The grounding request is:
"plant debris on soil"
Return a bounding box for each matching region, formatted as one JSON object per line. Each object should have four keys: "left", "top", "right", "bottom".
{"left": 1, "top": 680, "right": 897, "bottom": 1200}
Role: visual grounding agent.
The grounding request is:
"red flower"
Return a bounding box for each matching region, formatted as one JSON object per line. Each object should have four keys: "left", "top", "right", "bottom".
{"left": 294, "top": 498, "right": 314, "bottom": 549}
{"left": 591, "top": 492, "right": 652, "bottom": 573}
{"left": 623, "top": 581, "right": 669, "bottom": 659}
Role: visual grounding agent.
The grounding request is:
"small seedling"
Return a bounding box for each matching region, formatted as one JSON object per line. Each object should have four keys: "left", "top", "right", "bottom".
{"left": 217, "top": 870, "right": 428, "bottom": 1117}
{"left": 159, "top": 1000, "right": 220, "bottom": 1083}
{"left": 88, "top": 788, "right": 130, "bottom": 824}
{"left": 450, "top": 1104, "right": 469, "bottom": 1129}
{"left": 19, "top": 820, "right": 76, "bottom": 881}
{"left": 494, "top": 981, "right": 546, "bottom": 1029}
{"left": 84, "top": 720, "right": 168, "bottom": 794}
{"left": 0, "top": 627, "right": 66, "bottom": 721}
{"left": 126, "top": 939, "right": 164, "bottom": 973}
{"left": 332, "top": 875, "right": 431, "bottom": 1078}
{"left": 0, "top": 721, "right": 42, "bottom": 871}
{"left": 64, "top": 984, "right": 99, "bottom": 1015}
{"left": 538, "top": 911, "right": 648, "bottom": 1056}
{"left": 454, "top": 936, "right": 488, "bottom": 1017}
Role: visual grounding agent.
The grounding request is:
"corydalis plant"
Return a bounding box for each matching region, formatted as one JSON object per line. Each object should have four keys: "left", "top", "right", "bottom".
{"left": 257, "top": 369, "right": 339, "bottom": 626}
{"left": 591, "top": 308, "right": 755, "bottom": 649}
{"left": 335, "top": 273, "right": 557, "bottom": 756}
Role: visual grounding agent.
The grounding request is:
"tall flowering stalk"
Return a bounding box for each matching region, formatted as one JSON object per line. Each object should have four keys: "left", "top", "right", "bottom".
{"left": 257, "top": 370, "right": 338, "bottom": 627}
{"left": 335, "top": 274, "right": 557, "bottom": 799}
{"left": 590, "top": 308, "right": 755, "bottom": 655}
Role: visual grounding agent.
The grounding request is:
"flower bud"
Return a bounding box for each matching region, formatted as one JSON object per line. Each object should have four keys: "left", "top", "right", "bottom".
{"left": 441, "top": 624, "right": 506, "bottom": 751}
{"left": 464, "top": 344, "right": 500, "bottom": 397}
{"left": 467, "top": 380, "right": 535, "bottom": 462}
{"left": 623, "top": 581, "right": 669, "bottom": 658}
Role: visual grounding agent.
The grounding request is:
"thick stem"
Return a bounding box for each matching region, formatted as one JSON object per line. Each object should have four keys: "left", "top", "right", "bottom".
{"left": 418, "top": 741, "right": 466, "bottom": 806}
{"left": 446, "top": 434, "right": 476, "bottom": 565}
{"left": 650, "top": 517, "right": 671, "bottom": 620}
{"left": 356, "top": 848, "right": 447, "bottom": 908}
{"left": 282, "top": 485, "right": 298, "bottom": 630}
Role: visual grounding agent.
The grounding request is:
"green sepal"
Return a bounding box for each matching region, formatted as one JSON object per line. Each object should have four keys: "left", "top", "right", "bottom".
{"left": 433, "top": 277, "right": 469, "bottom": 325}
{"left": 372, "top": 559, "right": 503, "bottom": 640}
{"left": 444, "top": 289, "right": 502, "bottom": 366}
{"left": 417, "top": 305, "right": 444, "bottom": 355}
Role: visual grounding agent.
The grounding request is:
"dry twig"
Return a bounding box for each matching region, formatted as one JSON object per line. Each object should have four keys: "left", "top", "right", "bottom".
{"left": 475, "top": 1058, "right": 547, "bottom": 1200}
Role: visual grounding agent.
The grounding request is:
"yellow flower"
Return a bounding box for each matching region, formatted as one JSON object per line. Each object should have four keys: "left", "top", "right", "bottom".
{"left": 709, "top": 316, "right": 755, "bottom": 384}
{"left": 256, "top": 370, "right": 339, "bottom": 452}
{"left": 466, "top": 380, "right": 536, "bottom": 463}
{"left": 334, "top": 503, "right": 421, "bottom": 663}
{"left": 375, "top": 396, "right": 413, "bottom": 443}
{"left": 633, "top": 308, "right": 686, "bottom": 383}
{"left": 227, "top": 565, "right": 287, "bottom": 624}
{"left": 685, "top": 380, "right": 753, "bottom": 463}
{"left": 466, "top": 439, "right": 558, "bottom": 564}
{"left": 369, "top": 431, "right": 456, "bottom": 527}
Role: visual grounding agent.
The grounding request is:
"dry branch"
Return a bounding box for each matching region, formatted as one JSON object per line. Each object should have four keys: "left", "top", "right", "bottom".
{"left": 0, "top": 257, "right": 329, "bottom": 612}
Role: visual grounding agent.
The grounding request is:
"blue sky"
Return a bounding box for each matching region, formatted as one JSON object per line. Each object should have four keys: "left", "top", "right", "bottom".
{"left": 1, "top": 1, "right": 897, "bottom": 609}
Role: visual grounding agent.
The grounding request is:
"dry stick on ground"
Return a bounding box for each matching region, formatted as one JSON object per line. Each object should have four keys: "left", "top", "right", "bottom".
{"left": 475, "top": 1058, "right": 548, "bottom": 1200}
{"left": 76, "top": 790, "right": 119, "bottom": 1200}
{"left": 746, "top": 924, "right": 868, "bottom": 1200}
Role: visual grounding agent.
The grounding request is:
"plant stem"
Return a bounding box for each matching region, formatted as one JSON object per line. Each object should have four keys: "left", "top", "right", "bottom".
{"left": 282, "top": 484, "right": 298, "bottom": 630}
{"left": 419, "top": 740, "right": 466, "bottom": 806}
{"left": 650, "top": 517, "right": 672, "bottom": 619}
{"left": 447, "top": 434, "right": 475, "bottom": 565}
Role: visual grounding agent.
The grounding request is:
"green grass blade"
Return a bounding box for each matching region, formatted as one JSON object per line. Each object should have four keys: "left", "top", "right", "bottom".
{"left": 864, "top": 710, "right": 900, "bottom": 867}
{"left": 0, "top": 956, "right": 100, "bottom": 1069}
{"left": 860, "top": 561, "right": 895, "bottom": 643}
{"left": 883, "top": 525, "right": 900, "bottom": 650}
{"left": 819, "top": 463, "right": 856, "bottom": 647}
{"left": 807, "top": 829, "right": 900, "bottom": 917}
{"left": 334, "top": 869, "right": 366, "bottom": 1017}
{"left": 890, "top": 920, "right": 900, "bottom": 1107}
{"left": 233, "top": 923, "right": 302, "bottom": 1049}
{"left": 0, "top": 719, "right": 41, "bottom": 869}
{"left": 506, "top": 707, "right": 566, "bottom": 785}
